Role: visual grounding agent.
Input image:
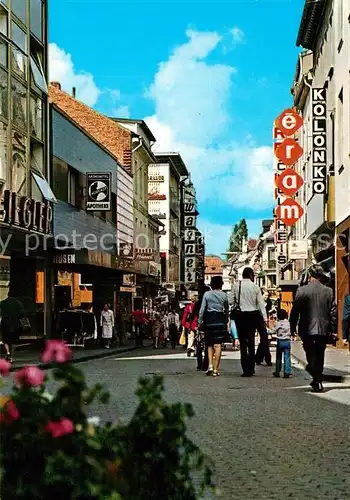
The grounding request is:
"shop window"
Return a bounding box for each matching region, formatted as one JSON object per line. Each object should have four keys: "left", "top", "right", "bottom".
{"left": 0, "top": 121, "right": 7, "bottom": 184}
{"left": 29, "top": 94, "right": 42, "bottom": 139}
{"left": 30, "top": 54, "right": 47, "bottom": 93}
{"left": 30, "top": 0, "right": 42, "bottom": 40}
{"left": 11, "top": 0, "right": 26, "bottom": 24}
{"left": 11, "top": 76, "right": 27, "bottom": 129}
{"left": 11, "top": 21, "right": 26, "bottom": 53}
{"left": 11, "top": 45, "right": 27, "bottom": 81}
{"left": 11, "top": 129, "right": 27, "bottom": 195}
{"left": 0, "top": 6, "right": 7, "bottom": 36}
{"left": 0, "top": 66, "right": 8, "bottom": 118}
{"left": 0, "top": 37, "right": 7, "bottom": 66}
{"left": 52, "top": 156, "right": 68, "bottom": 202}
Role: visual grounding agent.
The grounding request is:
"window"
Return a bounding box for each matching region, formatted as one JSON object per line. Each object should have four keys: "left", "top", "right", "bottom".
{"left": 30, "top": 55, "right": 47, "bottom": 93}
{"left": 0, "top": 6, "right": 7, "bottom": 36}
{"left": 0, "top": 38, "right": 7, "bottom": 66}
{"left": 0, "top": 121, "right": 7, "bottom": 183}
{"left": 134, "top": 161, "right": 138, "bottom": 194}
{"left": 32, "top": 172, "right": 56, "bottom": 202}
{"left": 30, "top": 141, "right": 43, "bottom": 172}
{"left": 11, "top": 45, "right": 27, "bottom": 80}
{"left": 30, "top": 0, "right": 42, "bottom": 40}
{"left": 0, "top": 67, "right": 8, "bottom": 119}
{"left": 11, "top": 0, "right": 26, "bottom": 24}
{"left": 11, "top": 77, "right": 27, "bottom": 128}
{"left": 68, "top": 167, "right": 78, "bottom": 206}
{"left": 11, "top": 129, "right": 26, "bottom": 195}
{"left": 30, "top": 94, "right": 42, "bottom": 138}
{"left": 11, "top": 21, "right": 26, "bottom": 52}
{"left": 52, "top": 157, "right": 68, "bottom": 202}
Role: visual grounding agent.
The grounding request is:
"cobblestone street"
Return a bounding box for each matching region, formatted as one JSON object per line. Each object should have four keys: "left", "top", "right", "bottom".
{"left": 60, "top": 345, "right": 350, "bottom": 499}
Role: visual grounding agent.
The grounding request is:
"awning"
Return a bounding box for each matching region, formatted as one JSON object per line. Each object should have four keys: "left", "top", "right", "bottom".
{"left": 32, "top": 172, "right": 57, "bottom": 202}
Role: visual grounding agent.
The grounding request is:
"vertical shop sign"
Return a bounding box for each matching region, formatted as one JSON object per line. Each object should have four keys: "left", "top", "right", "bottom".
{"left": 312, "top": 88, "right": 327, "bottom": 194}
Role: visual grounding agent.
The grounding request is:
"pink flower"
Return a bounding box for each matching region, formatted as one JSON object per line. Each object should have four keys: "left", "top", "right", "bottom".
{"left": 0, "top": 399, "right": 20, "bottom": 424}
{"left": 14, "top": 366, "right": 45, "bottom": 388}
{"left": 0, "top": 359, "right": 11, "bottom": 376}
{"left": 46, "top": 417, "right": 74, "bottom": 438}
{"left": 41, "top": 340, "right": 72, "bottom": 364}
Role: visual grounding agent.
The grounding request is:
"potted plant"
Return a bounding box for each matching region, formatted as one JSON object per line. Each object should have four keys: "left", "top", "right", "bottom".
{"left": 0, "top": 341, "right": 214, "bottom": 499}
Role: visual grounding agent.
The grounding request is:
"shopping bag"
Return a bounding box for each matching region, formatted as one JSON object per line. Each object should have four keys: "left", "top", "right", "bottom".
{"left": 179, "top": 327, "right": 186, "bottom": 345}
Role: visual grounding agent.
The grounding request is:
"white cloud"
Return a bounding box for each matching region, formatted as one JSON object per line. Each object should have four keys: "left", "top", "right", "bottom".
{"left": 231, "top": 27, "right": 245, "bottom": 43}
{"left": 145, "top": 29, "right": 273, "bottom": 215}
{"left": 49, "top": 43, "right": 101, "bottom": 106}
{"left": 112, "top": 105, "right": 131, "bottom": 118}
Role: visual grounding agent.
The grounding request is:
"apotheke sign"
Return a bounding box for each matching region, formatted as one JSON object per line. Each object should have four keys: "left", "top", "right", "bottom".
{"left": 2, "top": 190, "right": 52, "bottom": 234}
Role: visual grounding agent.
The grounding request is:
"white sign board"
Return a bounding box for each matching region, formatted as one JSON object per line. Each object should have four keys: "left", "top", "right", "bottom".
{"left": 184, "top": 229, "right": 196, "bottom": 242}
{"left": 288, "top": 240, "right": 308, "bottom": 260}
{"left": 184, "top": 215, "right": 196, "bottom": 228}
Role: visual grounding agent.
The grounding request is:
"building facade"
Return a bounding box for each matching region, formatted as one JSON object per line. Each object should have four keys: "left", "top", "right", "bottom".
{"left": 0, "top": 0, "right": 54, "bottom": 338}
{"left": 288, "top": 0, "right": 349, "bottom": 341}
{"left": 148, "top": 152, "right": 188, "bottom": 290}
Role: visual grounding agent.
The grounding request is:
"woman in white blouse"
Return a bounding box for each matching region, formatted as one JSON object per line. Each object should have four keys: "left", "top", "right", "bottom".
{"left": 100, "top": 303, "right": 114, "bottom": 349}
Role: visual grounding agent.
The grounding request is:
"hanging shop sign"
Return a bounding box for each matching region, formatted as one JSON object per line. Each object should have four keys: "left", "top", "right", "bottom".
{"left": 275, "top": 108, "right": 304, "bottom": 137}
{"left": 184, "top": 215, "right": 196, "bottom": 228}
{"left": 274, "top": 138, "right": 303, "bottom": 166}
{"left": 184, "top": 202, "right": 196, "bottom": 214}
{"left": 184, "top": 256, "right": 197, "bottom": 284}
{"left": 275, "top": 168, "right": 304, "bottom": 198}
{"left": 86, "top": 173, "right": 111, "bottom": 211}
{"left": 2, "top": 190, "right": 52, "bottom": 234}
{"left": 275, "top": 198, "right": 304, "bottom": 227}
{"left": 288, "top": 240, "right": 308, "bottom": 260}
{"left": 312, "top": 88, "right": 327, "bottom": 194}
{"left": 119, "top": 242, "right": 134, "bottom": 259}
{"left": 135, "top": 248, "right": 154, "bottom": 261}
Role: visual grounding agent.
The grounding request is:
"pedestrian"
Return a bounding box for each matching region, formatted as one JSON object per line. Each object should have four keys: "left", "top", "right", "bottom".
{"left": 342, "top": 294, "right": 350, "bottom": 347}
{"left": 269, "top": 309, "right": 293, "bottom": 378}
{"left": 229, "top": 267, "right": 267, "bottom": 377}
{"left": 181, "top": 296, "right": 197, "bottom": 351}
{"left": 100, "top": 303, "right": 114, "bottom": 349}
{"left": 0, "top": 294, "right": 26, "bottom": 363}
{"left": 131, "top": 308, "right": 147, "bottom": 346}
{"left": 290, "top": 264, "right": 337, "bottom": 392}
{"left": 198, "top": 276, "right": 229, "bottom": 377}
{"left": 152, "top": 313, "right": 162, "bottom": 349}
{"left": 255, "top": 312, "right": 272, "bottom": 367}
{"left": 192, "top": 286, "right": 210, "bottom": 370}
{"left": 168, "top": 307, "right": 180, "bottom": 349}
{"left": 229, "top": 319, "right": 239, "bottom": 351}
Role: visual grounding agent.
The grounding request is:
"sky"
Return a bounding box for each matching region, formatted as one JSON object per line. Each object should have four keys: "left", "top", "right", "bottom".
{"left": 49, "top": 0, "right": 306, "bottom": 255}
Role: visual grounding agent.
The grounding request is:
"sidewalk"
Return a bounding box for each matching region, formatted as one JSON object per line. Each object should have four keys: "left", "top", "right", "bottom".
{"left": 8, "top": 339, "right": 153, "bottom": 371}
{"left": 291, "top": 340, "right": 350, "bottom": 382}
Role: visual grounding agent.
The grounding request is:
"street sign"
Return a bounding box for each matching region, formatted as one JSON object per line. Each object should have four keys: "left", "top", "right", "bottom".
{"left": 275, "top": 108, "right": 303, "bottom": 137}
{"left": 275, "top": 198, "right": 304, "bottom": 226}
{"left": 275, "top": 168, "right": 304, "bottom": 197}
{"left": 275, "top": 138, "right": 303, "bottom": 166}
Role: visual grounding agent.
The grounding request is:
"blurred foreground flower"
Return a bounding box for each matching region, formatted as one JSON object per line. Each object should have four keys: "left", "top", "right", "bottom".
{"left": 42, "top": 339, "right": 72, "bottom": 363}
{"left": 0, "top": 399, "right": 20, "bottom": 423}
{"left": 45, "top": 417, "right": 74, "bottom": 438}
{"left": 0, "top": 359, "right": 11, "bottom": 377}
{"left": 14, "top": 366, "right": 45, "bottom": 387}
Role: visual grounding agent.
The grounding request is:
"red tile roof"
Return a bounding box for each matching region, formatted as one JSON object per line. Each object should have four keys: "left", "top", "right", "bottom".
{"left": 49, "top": 83, "right": 132, "bottom": 173}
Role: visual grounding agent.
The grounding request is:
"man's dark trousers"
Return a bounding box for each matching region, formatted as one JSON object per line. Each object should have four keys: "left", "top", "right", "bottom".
{"left": 303, "top": 336, "right": 327, "bottom": 383}
{"left": 236, "top": 311, "right": 259, "bottom": 375}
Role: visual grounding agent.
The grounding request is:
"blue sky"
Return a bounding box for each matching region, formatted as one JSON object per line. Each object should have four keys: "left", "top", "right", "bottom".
{"left": 49, "top": 0, "right": 305, "bottom": 255}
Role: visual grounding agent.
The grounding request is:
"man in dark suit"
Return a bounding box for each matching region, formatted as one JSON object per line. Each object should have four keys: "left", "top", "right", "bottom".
{"left": 290, "top": 265, "right": 337, "bottom": 392}
{"left": 342, "top": 294, "right": 350, "bottom": 344}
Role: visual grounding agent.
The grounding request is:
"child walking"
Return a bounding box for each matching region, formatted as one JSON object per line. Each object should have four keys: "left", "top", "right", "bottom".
{"left": 269, "top": 309, "right": 293, "bottom": 379}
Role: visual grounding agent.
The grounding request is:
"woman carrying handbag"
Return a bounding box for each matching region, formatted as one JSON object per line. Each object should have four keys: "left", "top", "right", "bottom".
{"left": 198, "top": 276, "right": 229, "bottom": 377}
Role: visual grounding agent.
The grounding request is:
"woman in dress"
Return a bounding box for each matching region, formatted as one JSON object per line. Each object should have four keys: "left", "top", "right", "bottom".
{"left": 198, "top": 276, "right": 229, "bottom": 376}
{"left": 100, "top": 303, "right": 114, "bottom": 349}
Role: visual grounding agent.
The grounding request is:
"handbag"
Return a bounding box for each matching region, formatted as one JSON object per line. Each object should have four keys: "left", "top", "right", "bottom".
{"left": 230, "top": 281, "right": 242, "bottom": 320}
{"left": 179, "top": 327, "right": 186, "bottom": 346}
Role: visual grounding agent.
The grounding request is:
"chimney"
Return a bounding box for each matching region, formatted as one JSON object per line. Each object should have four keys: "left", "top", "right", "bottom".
{"left": 72, "top": 87, "right": 76, "bottom": 98}
{"left": 51, "top": 82, "right": 61, "bottom": 90}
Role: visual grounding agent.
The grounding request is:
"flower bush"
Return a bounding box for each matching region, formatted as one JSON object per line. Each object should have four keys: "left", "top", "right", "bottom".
{"left": 0, "top": 341, "right": 214, "bottom": 500}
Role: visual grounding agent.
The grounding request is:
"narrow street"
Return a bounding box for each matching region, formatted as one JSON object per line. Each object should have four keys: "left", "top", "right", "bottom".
{"left": 49, "top": 346, "right": 350, "bottom": 500}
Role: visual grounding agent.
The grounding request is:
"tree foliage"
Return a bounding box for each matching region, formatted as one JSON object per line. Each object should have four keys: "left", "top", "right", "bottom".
{"left": 228, "top": 219, "right": 248, "bottom": 253}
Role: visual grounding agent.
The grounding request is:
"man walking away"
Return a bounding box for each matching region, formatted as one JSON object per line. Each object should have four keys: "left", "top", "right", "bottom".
{"left": 0, "top": 294, "right": 25, "bottom": 363}
{"left": 342, "top": 294, "right": 350, "bottom": 347}
{"left": 290, "top": 264, "right": 337, "bottom": 393}
{"left": 168, "top": 307, "right": 180, "bottom": 349}
{"left": 229, "top": 267, "right": 267, "bottom": 377}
